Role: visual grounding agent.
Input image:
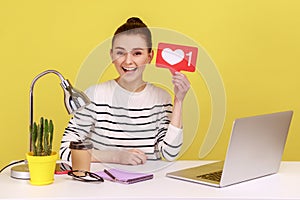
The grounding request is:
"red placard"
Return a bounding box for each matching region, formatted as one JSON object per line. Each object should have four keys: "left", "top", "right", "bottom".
{"left": 155, "top": 42, "right": 198, "bottom": 72}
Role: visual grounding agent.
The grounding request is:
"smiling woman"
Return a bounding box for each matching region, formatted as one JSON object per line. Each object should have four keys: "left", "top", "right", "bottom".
{"left": 59, "top": 17, "right": 191, "bottom": 166}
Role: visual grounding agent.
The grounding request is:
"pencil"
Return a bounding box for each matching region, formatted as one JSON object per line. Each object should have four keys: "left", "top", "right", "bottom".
{"left": 104, "top": 169, "right": 117, "bottom": 181}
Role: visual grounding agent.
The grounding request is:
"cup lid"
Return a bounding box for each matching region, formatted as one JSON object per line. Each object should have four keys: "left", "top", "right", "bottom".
{"left": 69, "top": 141, "right": 93, "bottom": 150}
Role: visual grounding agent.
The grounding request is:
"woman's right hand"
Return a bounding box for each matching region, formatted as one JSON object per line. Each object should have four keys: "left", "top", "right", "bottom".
{"left": 115, "top": 149, "right": 147, "bottom": 165}
{"left": 92, "top": 148, "right": 147, "bottom": 165}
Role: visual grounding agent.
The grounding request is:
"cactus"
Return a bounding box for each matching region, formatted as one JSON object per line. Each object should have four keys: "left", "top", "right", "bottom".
{"left": 31, "top": 117, "right": 54, "bottom": 156}
{"left": 44, "top": 119, "right": 49, "bottom": 156}
{"left": 31, "top": 123, "right": 38, "bottom": 156}
{"left": 48, "top": 120, "right": 54, "bottom": 155}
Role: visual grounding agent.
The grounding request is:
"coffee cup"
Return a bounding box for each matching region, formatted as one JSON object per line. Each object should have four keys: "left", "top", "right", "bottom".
{"left": 69, "top": 141, "right": 93, "bottom": 175}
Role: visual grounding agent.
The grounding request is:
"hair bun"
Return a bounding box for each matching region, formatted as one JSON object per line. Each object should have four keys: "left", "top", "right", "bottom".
{"left": 126, "top": 17, "right": 144, "bottom": 24}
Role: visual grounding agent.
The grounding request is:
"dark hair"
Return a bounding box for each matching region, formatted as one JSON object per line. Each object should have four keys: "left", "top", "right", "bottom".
{"left": 112, "top": 17, "right": 152, "bottom": 53}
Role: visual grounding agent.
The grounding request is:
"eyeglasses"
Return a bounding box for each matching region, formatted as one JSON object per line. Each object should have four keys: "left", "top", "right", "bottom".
{"left": 68, "top": 170, "right": 104, "bottom": 183}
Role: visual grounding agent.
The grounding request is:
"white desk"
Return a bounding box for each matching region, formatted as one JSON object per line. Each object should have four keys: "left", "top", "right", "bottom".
{"left": 1, "top": 160, "right": 300, "bottom": 200}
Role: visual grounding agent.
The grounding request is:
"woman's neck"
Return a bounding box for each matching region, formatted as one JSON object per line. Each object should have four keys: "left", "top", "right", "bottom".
{"left": 115, "top": 77, "right": 146, "bottom": 92}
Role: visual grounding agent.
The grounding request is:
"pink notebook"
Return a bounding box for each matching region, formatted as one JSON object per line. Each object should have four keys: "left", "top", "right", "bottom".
{"left": 96, "top": 168, "right": 153, "bottom": 184}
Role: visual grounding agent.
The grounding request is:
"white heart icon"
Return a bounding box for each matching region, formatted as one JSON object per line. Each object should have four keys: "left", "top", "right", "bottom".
{"left": 161, "top": 48, "right": 184, "bottom": 65}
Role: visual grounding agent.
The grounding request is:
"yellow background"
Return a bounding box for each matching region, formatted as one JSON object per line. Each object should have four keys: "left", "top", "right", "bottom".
{"left": 1, "top": 0, "right": 300, "bottom": 169}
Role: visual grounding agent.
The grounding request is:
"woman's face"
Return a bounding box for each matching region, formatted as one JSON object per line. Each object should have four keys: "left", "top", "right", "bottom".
{"left": 110, "top": 34, "right": 153, "bottom": 83}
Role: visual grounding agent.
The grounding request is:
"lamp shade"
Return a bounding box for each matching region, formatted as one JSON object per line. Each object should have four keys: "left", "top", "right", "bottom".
{"left": 60, "top": 79, "right": 91, "bottom": 114}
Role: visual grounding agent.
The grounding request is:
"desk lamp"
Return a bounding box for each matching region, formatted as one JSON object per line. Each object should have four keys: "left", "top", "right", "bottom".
{"left": 10, "top": 69, "right": 91, "bottom": 179}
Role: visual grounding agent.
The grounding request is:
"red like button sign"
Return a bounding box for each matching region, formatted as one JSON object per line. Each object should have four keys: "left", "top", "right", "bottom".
{"left": 156, "top": 43, "right": 198, "bottom": 72}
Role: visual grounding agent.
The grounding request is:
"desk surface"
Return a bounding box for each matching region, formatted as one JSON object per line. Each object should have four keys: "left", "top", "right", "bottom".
{"left": 1, "top": 160, "right": 300, "bottom": 200}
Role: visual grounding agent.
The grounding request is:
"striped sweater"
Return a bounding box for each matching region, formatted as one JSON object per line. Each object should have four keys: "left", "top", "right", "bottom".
{"left": 60, "top": 80, "right": 183, "bottom": 162}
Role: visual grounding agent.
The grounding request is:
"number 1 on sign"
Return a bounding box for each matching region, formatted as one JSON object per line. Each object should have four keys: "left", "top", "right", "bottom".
{"left": 186, "top": 51, "right": 192, "bottom": 66}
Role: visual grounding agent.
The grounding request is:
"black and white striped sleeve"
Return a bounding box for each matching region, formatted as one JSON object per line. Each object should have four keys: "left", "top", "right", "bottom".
{"left": 157, "top": 100, "right": 183, "bottom": 161}
{"left": 59, "top": 102, "right": 96, "bottom": 161}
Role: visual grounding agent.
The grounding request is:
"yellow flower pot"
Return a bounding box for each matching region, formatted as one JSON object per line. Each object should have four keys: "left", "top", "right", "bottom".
{"left": 26, "top": 151, "right": 58, "bottom": 186}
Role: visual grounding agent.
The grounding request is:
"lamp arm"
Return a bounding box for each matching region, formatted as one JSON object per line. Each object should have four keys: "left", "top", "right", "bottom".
{"left": 29, "top": 70, "right": 68, "bottom": 151}
{"left": 30, "top": 70, "right": 66, "bottom": 90}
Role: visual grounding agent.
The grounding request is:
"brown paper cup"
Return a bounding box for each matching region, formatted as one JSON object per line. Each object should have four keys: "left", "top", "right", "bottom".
{"left": 69, "top": 141, "right": 93, "bottom": 176}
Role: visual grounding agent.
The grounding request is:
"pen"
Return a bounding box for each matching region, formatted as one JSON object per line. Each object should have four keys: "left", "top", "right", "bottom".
{"left": 104, "top": 169, "right": 117, "bottom": 181}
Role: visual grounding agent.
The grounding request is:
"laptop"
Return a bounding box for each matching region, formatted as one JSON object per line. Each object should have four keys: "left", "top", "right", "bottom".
{"left": 166, "top": 111, "right": 293, "bottom": 187}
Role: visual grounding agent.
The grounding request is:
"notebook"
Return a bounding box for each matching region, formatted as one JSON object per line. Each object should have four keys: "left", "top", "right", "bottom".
{"left": 96, "top": 168, "right": 153, "bottom": 184}
{"left": 166, "top": 111, "right": 293, "bottom": 187}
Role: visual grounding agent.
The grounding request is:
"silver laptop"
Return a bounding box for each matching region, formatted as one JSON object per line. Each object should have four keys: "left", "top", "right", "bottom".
{"left": 166, "top": 111, "right": 293, "bottom": 187}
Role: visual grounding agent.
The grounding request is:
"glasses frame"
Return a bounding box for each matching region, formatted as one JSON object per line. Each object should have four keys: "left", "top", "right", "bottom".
{"left": 68, "top": 170, "right": 104, "bottom": 182}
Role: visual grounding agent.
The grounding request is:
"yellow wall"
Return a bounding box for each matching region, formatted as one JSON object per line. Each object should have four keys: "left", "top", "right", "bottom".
{"left": 1, "top": 0, "right": 300, "bottom": 169}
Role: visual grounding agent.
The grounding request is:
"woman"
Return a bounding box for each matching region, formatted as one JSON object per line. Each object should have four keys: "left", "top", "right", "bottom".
{"left": 60, "top": 17, "right": 190, "bottom": 165}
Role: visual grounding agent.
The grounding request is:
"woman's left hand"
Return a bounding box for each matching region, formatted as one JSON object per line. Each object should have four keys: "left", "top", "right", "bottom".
{"left": 172, "top": 71, "right": 190, "bottom": 102}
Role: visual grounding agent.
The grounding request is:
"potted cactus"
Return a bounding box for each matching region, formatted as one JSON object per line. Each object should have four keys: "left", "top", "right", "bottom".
{"left": 26, "top": 117, "right": 58, "bottom": 185}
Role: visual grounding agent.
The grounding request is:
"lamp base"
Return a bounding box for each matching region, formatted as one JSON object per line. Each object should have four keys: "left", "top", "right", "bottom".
{"left": 10, "top": 164, "right": 30, "bottom": 180}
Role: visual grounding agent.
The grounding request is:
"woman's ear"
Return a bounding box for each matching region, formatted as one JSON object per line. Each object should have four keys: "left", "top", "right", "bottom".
{"left": 110, "top": 49, "right": 114, "bottom": 63}
{"left": 148, "top": 50, "right": 154, "bottom": 64}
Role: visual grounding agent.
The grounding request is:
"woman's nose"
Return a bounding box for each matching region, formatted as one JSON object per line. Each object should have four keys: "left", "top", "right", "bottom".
{"left": 124, "top": 52, "right": 133, "bottom": 65}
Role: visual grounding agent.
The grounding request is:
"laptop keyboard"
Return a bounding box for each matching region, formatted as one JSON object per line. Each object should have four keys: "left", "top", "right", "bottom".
{"left": 197, "top": 170, "right": 223, "bottom": 182}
